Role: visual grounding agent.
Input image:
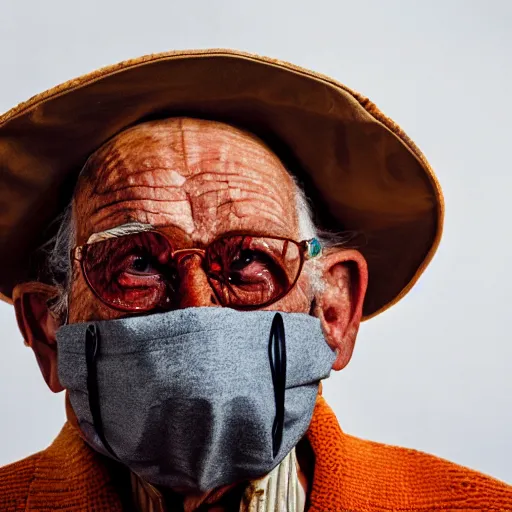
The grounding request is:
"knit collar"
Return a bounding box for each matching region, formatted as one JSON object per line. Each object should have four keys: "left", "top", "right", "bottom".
{"left": 18, "top": 395, "right": 512, "bottom": 511}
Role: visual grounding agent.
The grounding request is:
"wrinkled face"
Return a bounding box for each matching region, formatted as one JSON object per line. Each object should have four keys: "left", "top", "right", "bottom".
{"left": 68, "top": 118, "right": 312, "bottom": 323}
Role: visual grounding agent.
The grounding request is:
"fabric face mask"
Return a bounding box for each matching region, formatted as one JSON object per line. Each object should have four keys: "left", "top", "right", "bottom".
{"left": 56, "top": 307, "right": 335, "bottom": 492}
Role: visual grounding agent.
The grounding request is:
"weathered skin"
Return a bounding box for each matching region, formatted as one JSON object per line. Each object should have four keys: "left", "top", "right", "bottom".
{"left": 70, "top": 118, "right": 308, "bottom": 322}
{"left": 14, "top": 118, "right": 368, "bottom": 512}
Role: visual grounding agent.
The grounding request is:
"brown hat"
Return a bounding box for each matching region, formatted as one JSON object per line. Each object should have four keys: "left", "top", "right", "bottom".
{"left": 0, "top": 49, "right": 443, "bottom": 320}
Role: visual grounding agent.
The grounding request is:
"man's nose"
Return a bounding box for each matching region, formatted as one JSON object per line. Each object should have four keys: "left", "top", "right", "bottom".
{"left": 175, "top": 254, "right": 219, "bottom": 308}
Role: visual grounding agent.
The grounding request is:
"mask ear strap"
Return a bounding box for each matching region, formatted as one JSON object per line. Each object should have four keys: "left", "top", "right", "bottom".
{"left": 269, "top": 313, "right": 287, "bottom": 458}
{"left": 85, "top": 323, "right": 118, "bottom": 459}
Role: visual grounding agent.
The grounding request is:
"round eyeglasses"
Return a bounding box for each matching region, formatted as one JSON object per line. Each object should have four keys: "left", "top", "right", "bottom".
{"left": 73, "top": 227, "right": 322, "bottom": 312}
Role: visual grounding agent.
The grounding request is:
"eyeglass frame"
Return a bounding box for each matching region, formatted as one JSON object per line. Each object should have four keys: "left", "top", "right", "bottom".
{"left": 71, "top": 224, "right": 323, "bottom": 312}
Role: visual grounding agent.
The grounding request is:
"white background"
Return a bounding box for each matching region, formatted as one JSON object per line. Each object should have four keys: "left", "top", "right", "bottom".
{"left": 1, "top": 0, "right": 510, "bottom": 484}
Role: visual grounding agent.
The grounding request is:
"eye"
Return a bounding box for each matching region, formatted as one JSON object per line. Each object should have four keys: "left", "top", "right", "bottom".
{"left": 230, "top": 249, "right": 258, "bottom": 271}
{"left": 115, "top": 252, "right": 165, "bottom": 289}
{"left": 120, "top": 252, "right": 179, "bottom": 284}
{"left": 117, "top": 253, "right": 162, "bottom": 280}
{"left": 228, "top": 249, "right": 273, "bottom": 285}
{"left": 130, "top": 255, "right": 155, "bottom": 274}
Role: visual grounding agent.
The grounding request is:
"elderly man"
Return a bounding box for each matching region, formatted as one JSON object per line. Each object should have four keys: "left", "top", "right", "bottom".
{"left": 0, "top": 50, "right": 510, "bottom": 511}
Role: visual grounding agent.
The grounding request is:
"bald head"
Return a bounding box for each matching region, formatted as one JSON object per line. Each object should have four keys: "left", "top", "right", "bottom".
{"left": 74, "top": 118, "right": 300, "bottom": 246}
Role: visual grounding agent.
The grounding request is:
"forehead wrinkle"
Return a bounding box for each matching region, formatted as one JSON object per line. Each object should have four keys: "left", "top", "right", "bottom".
{"left": 181, "top": 141, "right": 294, "bottom": 200}
{"left": 92, "top": 150, "right": 185, "bottom": 196}
{"left": 179, "top": 126, "right": 297, "bottom": 240}
{"left": 81, "top": 118, "right": 287, "bottom": 201}
{"left": 75, "top": 118, "right": 299, "bottom": 246}
{"left": 182, "top": 156, "right": 294, "bottom": 197}
{"left": 78, "top": 123, "right": 189, "bottom": 198}
{"left": 186, "top": 182, "right": 297, "bottom": 243}
{"left": 89, "top": 198, "right": 193, "bottom": 226}
{"left": 184, "top": 167, "right": 295, "bottom": 216}
{"left": 88, "top": 175, "right": 189, "bottom": 201}
{"left": 82, "top": 183, "right": 189, "bottom": 229}
{"left": 178, "top": 120, "right": 297, "bottom": 234}
{"left": 179, "top": 120, "right": 280, "bottom": 169}
{"left": 215, "top": 199, "right": 291, "bottom": 229}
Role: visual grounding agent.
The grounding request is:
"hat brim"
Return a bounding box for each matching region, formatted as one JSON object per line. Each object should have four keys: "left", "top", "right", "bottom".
{"left": 0, "top": 49, "right": 443, "bottom": 319}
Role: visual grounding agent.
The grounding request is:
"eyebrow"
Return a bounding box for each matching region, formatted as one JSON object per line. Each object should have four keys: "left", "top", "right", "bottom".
{"left": 86, "top": 222, "right": 154, "bottom": 244}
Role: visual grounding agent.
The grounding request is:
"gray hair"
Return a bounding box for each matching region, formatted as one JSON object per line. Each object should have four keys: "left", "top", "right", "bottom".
{"left": 40, "top": 202, "right": 75, "bottom": 319}
{"left": 41, "top": 178, "right": 350, "bottom": 319}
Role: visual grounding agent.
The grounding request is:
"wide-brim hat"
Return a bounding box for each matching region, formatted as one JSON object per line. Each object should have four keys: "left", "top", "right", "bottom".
{"left": 0, "top": 49, "right": 443, "bottom": 319}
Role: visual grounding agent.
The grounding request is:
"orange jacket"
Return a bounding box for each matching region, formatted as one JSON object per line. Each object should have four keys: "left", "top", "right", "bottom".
{"left": 1, "top": 396, "right": 511, "bottom": 511}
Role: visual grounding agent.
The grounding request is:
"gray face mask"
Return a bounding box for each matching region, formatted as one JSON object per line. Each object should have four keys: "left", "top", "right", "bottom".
{"left": 56, "top": 307, "right": 335, "bottom": 492}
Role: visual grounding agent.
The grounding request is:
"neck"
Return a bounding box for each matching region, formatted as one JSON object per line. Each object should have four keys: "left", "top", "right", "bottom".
{"left": 181, "top": 445, "right": 310, "bottom": 512}
{"left": 171, "top": 484, "right": 242, "bottom": 512}
{"left": 134, "top": 444, "right": 311, "bottom": 512}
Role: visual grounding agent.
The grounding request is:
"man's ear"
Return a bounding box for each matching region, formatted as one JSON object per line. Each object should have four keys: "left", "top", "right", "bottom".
{"left": 314, "top": 249, "right": 368, "bottom": 371}
{"left": 13, "top": 282, "right": 65, "bottom": 393}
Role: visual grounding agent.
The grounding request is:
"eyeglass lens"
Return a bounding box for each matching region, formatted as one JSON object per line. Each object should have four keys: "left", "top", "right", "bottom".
{"left": 81, "top": 232, "right": 302, "bottom": 311}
